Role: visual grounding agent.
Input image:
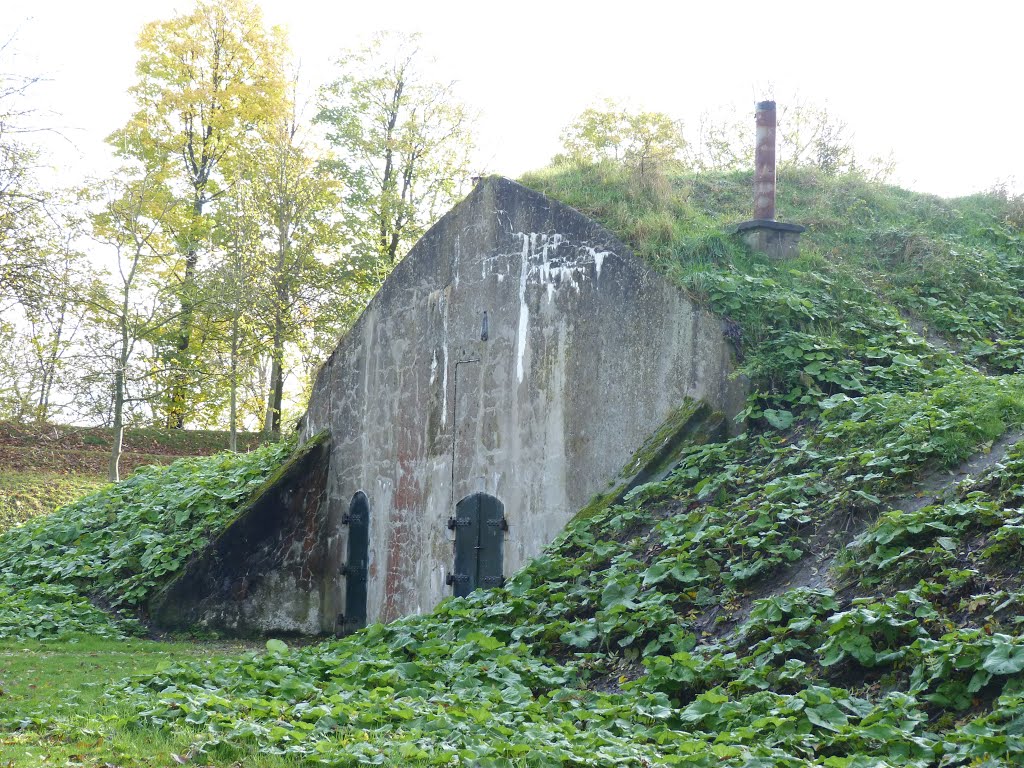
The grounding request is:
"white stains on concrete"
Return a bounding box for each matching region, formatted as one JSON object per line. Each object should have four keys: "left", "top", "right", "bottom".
{"left": 511, "top": 231, "right": 613, "bottom": 302}
{"left": 481, "top": 249, "right": 511, "bottom": 282}
{"left": 516, "top": 234, "right": 531, "bottom": 383}
{"left": 441, "top": 291, "right": 449, "bottom": 425}
{"left": 430, "top": 350, "right": 438, "bottom": 385}
{"left": 453, "top": 235, "right": 461, "bottom": 288}
{"left": 507, "top": 231, "right": 620, "bottom": 380}
{"left": 590, "top": 247, "right": 610, "bottom": 279}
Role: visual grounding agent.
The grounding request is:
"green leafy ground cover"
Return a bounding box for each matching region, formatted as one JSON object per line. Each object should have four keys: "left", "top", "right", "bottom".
{"left": 0, "top": 638, "right": 292, "bottom": 767}
{"left": 0, "top": 422, "right": 269, "bottom": 533}
{"left": 3, "top": 165, "right": 1024, "bottom": 765}
{"left": 0, "top": 440, "right": 294, "bottom": 643}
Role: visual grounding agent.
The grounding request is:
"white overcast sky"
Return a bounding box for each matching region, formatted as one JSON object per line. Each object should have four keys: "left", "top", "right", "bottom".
{"left": 4, "top": 0, "right": 1022, "bottom": 198}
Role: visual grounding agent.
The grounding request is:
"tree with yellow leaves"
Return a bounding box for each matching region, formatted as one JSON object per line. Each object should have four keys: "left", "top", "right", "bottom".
{"left": 108, "top": 0, "right": 288, "bottom": 428}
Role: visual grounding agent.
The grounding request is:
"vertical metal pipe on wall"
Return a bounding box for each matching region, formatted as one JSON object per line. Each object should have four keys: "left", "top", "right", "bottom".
{"left": 754, "top": 100, "right": 777, "bottom": 221}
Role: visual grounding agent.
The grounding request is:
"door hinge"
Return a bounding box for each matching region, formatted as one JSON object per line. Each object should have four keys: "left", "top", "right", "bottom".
{"left": 486, "top": 516, "right": 509, "bottom": 531}
{"left": 446, "top": 572, "right": 469, "bottom": 586}
{"left": 447, "top": 516, "right": 471, "bottom": 530}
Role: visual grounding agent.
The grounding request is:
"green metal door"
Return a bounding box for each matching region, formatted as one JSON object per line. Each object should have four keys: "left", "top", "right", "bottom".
{"left": 342, "top": 491, "right": 369, "bottom": 631}
{"left": 448, "top": 493, "right": 505, "bottom": 597}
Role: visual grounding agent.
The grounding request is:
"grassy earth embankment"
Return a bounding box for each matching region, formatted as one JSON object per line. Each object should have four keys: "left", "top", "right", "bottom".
{"left": 1, "top": 164, "right": 1024, "bottom": 765}
{"left": 0, "top": 439, "right": 295, "bottom": 766}
{"left": 0, "top": 422, "right": 266, "bottom": 532}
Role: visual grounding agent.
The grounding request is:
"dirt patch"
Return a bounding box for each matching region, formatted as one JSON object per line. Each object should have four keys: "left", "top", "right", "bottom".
{"left": 0, "top": 422, "right": 270, "bottom": 477}
{"left": 904, "top": 314, "right": 995, "bottom": 376}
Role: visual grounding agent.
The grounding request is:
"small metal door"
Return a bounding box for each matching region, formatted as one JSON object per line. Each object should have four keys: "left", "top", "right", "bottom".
{"left": 342, "top": 491, "right": 369, "bottom": 630}
{"left": 448, "top": 493, "right": 506, "bottom": 597}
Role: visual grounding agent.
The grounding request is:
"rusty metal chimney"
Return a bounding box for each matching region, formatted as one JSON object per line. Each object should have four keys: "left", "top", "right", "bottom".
{"left": 733, "top": 100, "right": 804, "bottom": 260}
{"left": 754, "top": 100, "right": 776, "bottom": 220}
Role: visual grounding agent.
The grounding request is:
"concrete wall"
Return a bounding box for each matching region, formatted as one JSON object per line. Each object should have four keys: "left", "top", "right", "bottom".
{"left": 299, "top": 177, "right": 745, "bottom": 632}
{"left": 152, "top": 434, "right": 331, "bottom": 634}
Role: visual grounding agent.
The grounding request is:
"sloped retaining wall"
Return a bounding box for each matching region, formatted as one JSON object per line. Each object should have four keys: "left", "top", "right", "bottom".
{"left": 152, "top": 434, "right": 331, "bottom": 635}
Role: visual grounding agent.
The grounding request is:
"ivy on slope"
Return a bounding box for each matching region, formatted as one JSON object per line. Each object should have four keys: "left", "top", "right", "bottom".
{"left": 699, "top": 262, "right": 957, "bottom": 421}
{"left": 690, "top": 169, "right": 1024, "bottom": 378}
{"left": 868, "top": 226, "right": 1024, "bottom": 374}
{"left": 91, "top": 372, "right": 1024, "bottom": 766}
{"left": 0, "top": 584, "right": 142, "bottom": 642}
{"left": 0, "top": 440, "right": 293, "bottom": 641}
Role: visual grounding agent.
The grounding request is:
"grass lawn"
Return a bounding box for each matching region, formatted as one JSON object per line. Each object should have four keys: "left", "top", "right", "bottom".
{"left": 0, "top": 637, "right": 297, "bottom": 767}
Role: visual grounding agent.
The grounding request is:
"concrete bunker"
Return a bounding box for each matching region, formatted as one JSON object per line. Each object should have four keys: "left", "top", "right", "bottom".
{"left": 154, "top": 176, "right": 747, "bottom": 636}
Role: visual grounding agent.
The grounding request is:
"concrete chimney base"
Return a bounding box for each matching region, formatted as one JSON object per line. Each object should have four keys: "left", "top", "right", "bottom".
{"left": 734, "top": 219, "right": 807, "bottom": 260}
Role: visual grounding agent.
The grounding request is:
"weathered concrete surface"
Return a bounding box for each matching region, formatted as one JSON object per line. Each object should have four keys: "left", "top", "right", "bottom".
{"left": 734, "top": 219, "right": 806, "bottom": 260}
{"left": 297, "top": 176, "right": 746, "bottom": 632}
{"left": 569, "top": 399, "right": 729, "bottom": 527}
{"left": 151, "top": 434, "right": 331, "bottom": 635}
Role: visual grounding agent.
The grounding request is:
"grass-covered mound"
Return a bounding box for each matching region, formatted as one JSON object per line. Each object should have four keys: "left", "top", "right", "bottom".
{"left": 0, "top": 469, "right": 104, "bottom": 533}
{"left": 0, "top": 422, "right": 269, "bottom": 532}
{"left": 0, "top": 440, "right": 293, "bottom": 642}
{"left": 8, "top": 165, "right": 1024, "bottom": 765}
{"left": 521, "top": 163, "right": 1023, "bottom": 417}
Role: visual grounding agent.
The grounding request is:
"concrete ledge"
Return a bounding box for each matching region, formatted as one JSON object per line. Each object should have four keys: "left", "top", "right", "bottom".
{"left": 150, "top": 432, "right": 332, "bottom": 636}
{"left": 733, "top": 219, "right": 806, "bottom": 260}
{"left": 734, "top": 219, "right": 806, "bottom": 234}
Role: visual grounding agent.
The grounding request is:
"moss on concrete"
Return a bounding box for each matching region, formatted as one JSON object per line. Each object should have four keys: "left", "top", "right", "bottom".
{"left": 571, "top": 399, "right": 727, "bottom": 524}
{"left": 228, "top": 431, "right": 330, "bottom": 525}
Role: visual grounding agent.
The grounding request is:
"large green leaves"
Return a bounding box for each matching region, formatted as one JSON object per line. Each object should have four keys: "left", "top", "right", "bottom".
{"left": 0, "top": 440, "right": 292, "bottom": 611}
{"left": 984, "top": 638, "right": 1024, "bottom": 675}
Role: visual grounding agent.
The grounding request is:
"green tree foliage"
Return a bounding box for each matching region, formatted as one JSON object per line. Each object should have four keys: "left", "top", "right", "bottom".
{"left": 690, "top": 98, "right": 895, "bottom": 180}
{"left": 0, "top": 202, "right": 93, "bottom": 424}
{"left": 557, "top": 97, "right": 894, "bottom": 183}
{"left": 0, "top": 39, "right": 48, "bottom": 301}
{"left": 207, "top": 182, "right": 265, "bottom": 448}
{"left": 317, "top": 32, "right": 474, "bottom": 296}
{"left": 86, "top": 173, "right": 177, "bottom": 479}
{"left": 558, "top": 98, "right": 686, "bottom": 175}
{"left": 0, "top": 40, "right": 89, "bottom": 423}
{"left": 228, "top": 96, "right": 342, "bottom": 435}
{"left": 108, "top": 0, "right": 289, "bottom": 428}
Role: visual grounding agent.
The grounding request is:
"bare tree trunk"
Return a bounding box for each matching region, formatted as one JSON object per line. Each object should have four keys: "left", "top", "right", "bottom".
{"left": 229, "top": 313, "right": 239, "bottom": 452}
{"left": 109, "top": 364, "right": 125, "bottom": 483}
{"left": 35, "top": 306, "right": 65, "bottom": 424}
{"left": 109, "top": 287, "right": 132, "bottom": 482}
{"left": 167, "top": 194, "right": 205, "bottom": 430}
{"left": 264, "top": 318, "right": 284, "bottom": 436}
{"left": 264, "top": 197, "right": 290, "bottom": 437}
